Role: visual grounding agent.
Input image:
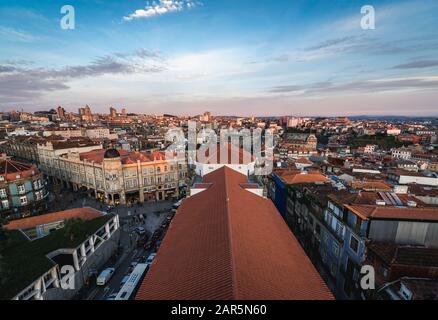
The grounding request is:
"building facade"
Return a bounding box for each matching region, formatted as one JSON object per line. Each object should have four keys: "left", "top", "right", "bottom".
{"left": 0, "top": 157, "right": 48, "bottom": 220}
{"left": 40, "top": 148, "right": 188, "bottom": 205}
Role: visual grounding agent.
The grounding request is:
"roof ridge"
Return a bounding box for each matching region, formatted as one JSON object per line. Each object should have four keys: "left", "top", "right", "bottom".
{"left": 223, "top": 167, "right": 239, "bottom": 299}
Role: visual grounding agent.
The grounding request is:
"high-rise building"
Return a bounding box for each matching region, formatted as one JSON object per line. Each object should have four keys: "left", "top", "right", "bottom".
{"left": 110, "top": 107, "right": 117, "bottom": 118}
{"left": 286, "top": 116, "right": 304, "bottom": 128}
{"left": 200, "top": 111, "right": 211, "bottom": 122}
{"left": 78, "top": 105, "right": 92, "bottom": 122}
{"left": 56, "top": 106, "right": 65, "bottom": 119}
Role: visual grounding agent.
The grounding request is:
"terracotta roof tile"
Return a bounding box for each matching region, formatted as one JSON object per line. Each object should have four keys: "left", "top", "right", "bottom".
{"left": 4, "top": 207, "right": 104, "bottom": 230}
{"left": 136, "top": 166, "right": 333, "bottom": 300}
{"left": 280, "top": 172, "right": 330, "bottom": 185}
{"left": 345, "top": 204, "right": 438, "bottom": 221}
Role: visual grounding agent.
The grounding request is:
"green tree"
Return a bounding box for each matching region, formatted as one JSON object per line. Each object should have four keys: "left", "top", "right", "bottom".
{"left": 63, "top": 218, "right": 85, "bottom": 242}
{"left": 0, "top": 217, "right": 9, "bottom": 285}
{"left": 0, "top": 217, "right": 8, "bottom": 245}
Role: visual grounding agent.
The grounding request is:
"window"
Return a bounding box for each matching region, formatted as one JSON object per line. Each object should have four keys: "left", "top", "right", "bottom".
{"left": 333, "top": 242, "right": 340, "bottom": 257}
{"left": 315, "top": 224, "right": 321, "bottom": 235}
{"left": 331, "top": 263, "right": 337, "bottom": 277}
{"left": 20, "top": 196, "right": 28, "bottom": 206}
{"left": 349, "top": 235, "right": 359, "bottom": 253}
{"left": 35, "top": 190, "right": 44, "bottom": 201}
{"left": 18, "top": 185, "right": 26, "bottom": 194}
{"left": 0, "top": 188, "right": 6, "bottom": 198}
{"left": 1, "top": 200, "right": 9, "bottom": 209}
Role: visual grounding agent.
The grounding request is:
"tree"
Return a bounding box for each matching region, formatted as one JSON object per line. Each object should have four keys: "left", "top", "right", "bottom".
{"left": 63, "top": 218, "right": 85, "bottom": 242}
{"left": 0, "top": 217, "right": 8, "bottom": 244}
{"left": 0, "top": 217, "right": 9, "bottom": 286}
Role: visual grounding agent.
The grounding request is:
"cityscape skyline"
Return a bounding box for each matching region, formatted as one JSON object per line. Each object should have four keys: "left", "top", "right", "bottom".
{"left": 1, "top": 0, "right": 438, "bottom": 116}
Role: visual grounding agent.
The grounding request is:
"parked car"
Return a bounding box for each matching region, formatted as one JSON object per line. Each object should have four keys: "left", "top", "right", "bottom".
{"left": 120, "top": 275, "right": 130, "bottom": 287}
{"left": 160, "top": 222, "right": 169, "bottom": 229}
{"left": 172, "top": 199, "right": 183, "bottom": 209}
{"left": 146, "top": 253, "right": 157, "bottom": 264}
{"left": 96, "top": 268, "right": 115, "bottom": 286}
{"left": 134, "top": 226, "right": 146, "bottom": 235}
{"left": 128, "top": 261, "right": 138, "bottom": 272}
{"left": 106, "top": 293, "right": 118, "bottom": 300}
{"left": 144, "top": 240, "right": 153, "bottom": 251}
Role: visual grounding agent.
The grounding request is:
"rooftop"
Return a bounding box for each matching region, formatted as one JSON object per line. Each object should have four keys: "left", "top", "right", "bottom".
{"left": 0, "top": 159, "right": 39, "bottom": 181}
{"left": 368, "top": 243, "right": 438, "bottom": 267}
{"left": 4, "top": 207, "right": 103, "bottom": 231}
{"left": 345, "top": 204, "right": 438, "bottom": 221}
{"left": 79, "top": 149, "right": 167, "bottom": 164}
{"left": 279, "top": 171, "right": 330, "bottom": 185}
{"left": 136, "top": 166, "right": 333, "bottom": 300}
{"left": 0, "top": 209, "right": 113, "bottom": 300}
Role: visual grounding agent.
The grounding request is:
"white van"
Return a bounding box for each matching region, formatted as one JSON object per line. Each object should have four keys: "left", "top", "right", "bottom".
{"left": 96, "top": 267, "right": 115, "bottom": 286}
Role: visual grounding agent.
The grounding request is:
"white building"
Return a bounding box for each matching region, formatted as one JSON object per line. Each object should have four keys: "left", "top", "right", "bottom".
{"left": 193, "top": 144, "right": 255, "bottom": 177}
{"left": 388, "top": 170, "right": 438, "bottom": 187}
{"left": 392, "top": 147, "right": 412, "bottom": 160}
{"left": 43, "top": 128, "right": 83, "bottom": 139}
{"left": 364, "top": 144, "right": 377, "bottom": 154}
{"left": 85, "top": 128, "right": 118, "bottom": 140}
{"left": 387, "top": 128, "right": 402, "bottom": 136}
{"left": 3, "top": 209, "right": 120, "bottom": 300}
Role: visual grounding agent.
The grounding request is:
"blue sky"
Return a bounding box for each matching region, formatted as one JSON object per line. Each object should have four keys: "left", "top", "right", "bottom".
{"left": 1, "top": 0, "right": 438, "bottom": 116}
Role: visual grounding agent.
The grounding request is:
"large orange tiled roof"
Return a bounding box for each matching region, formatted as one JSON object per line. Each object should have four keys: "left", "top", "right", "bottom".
{"left": 135, "top": 166, "right": 333, "bottom": 300}
{"left": 345, "top": 204, "right": 438, "bottom": 221}
{"left": 4, "top": 207, "right": 104, "bottom": 230}
{"left": 0, "top": 159, "right": 39, "bottom": 181}
{"left": 196, "top": 143, "right": 255, "bottom": 164}
{"left": 79, "top": 149, "right": 167, "bottom": 164}
{"left": 350, "top": 180, "right": 392, "bottom": 191}
{"left": 280, "top": 172, "right": 330, "bottom": 185}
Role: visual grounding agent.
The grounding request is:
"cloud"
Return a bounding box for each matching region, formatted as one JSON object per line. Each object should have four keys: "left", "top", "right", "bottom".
{"left": 304, "top": 36, "right": 359, "bottom": 51}
{"left": 0, "top": 48, "right": 167, "bottom": 102}
{"left": 0, "top": 65, "right": 17, "bottom": 73}
{"left": 393, "top": 60, "right": 438, "bottom": 69}
{"left": 269, "top": 77, "right": 438, "bottom": 95}
{"left": 123, "top": 0, "right": 201, "bottom": 21}
{"left": 0, "top": 72, "right": 69, "bottom": 102}
{"left": 0, "top": 26, "right": 36, "bottom": 42}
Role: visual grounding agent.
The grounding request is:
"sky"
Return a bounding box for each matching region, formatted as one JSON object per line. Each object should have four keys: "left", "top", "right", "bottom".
{"left": 0, "top": 0, "right": 438, "bottom": 117}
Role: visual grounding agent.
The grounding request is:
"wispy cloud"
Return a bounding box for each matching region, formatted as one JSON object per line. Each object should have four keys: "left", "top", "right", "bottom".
{"left": 123, "top": 0, "right": 201, "bottom": 21}
{"left": 304, "top": 36, "right": 359, "bottom": 51}
{"left": 0, "top": 26, "right": 36, "bottom": 42}
{"left": 393, "top": 59, "right": 438, "bottom": 69}
{"left": 269, "top": 77, "right": 438, "bottom": 95}
{"left": 0, "top": 49, "right": 167, "bottom": 102}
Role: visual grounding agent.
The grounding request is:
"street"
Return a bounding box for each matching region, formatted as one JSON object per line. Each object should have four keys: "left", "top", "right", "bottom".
{"left": 55, "top": 192, "right": 176, "bottom": 300}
